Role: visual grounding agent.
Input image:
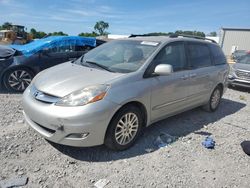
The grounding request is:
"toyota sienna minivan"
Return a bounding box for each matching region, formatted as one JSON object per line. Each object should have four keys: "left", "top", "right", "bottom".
{"left": 22, "top": 35, "right": 229, "bottom": 150}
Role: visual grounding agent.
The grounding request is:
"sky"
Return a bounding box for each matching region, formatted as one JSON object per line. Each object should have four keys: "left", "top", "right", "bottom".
{"left": 0, "top": 0, "right": 250, "bottom": 35}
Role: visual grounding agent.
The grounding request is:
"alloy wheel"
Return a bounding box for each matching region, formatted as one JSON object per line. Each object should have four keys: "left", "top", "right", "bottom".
{"left": 211, "top": 89, "right": 221, "bottom": 110}
{"left": 115, "top": 112, "right": 139, "bottom": 145}
{"left": 7, "top": 70, "right": 32, "bottom": 91}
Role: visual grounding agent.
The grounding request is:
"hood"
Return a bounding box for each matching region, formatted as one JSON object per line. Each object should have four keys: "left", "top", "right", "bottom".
{"left": 0, "top": 45, "right": 16, "bottom": 59}
{"left": 233, "top": 63, "right": 250, "bottom": 72}
{"left": 34, "top": 62, "right": 124, "bottom": 97}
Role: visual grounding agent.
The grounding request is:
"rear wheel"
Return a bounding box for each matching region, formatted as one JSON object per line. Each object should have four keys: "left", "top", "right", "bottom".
{"left": 105, "top": 105, "right": 143, "bottom": 151}
{"left": 203, "top": 86, "right": 222, "bottom": 112}
{"left": 4, "top": 68, "right": 34, "bottom": 92}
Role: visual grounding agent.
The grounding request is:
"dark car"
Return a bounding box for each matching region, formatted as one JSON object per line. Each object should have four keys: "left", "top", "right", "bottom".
{"left": 228, "top": 54, "right": 250, "bottom": 88}
{"left": 0, "top": 36, "right": 104, "bottom": 92}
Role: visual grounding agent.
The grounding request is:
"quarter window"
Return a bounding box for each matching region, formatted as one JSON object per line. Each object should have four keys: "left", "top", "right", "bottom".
{"left": 187, "top": 44, "right": 212, "bottom": 68}
{"left": 209, "top": 45, "right": 227, "bottom": 65}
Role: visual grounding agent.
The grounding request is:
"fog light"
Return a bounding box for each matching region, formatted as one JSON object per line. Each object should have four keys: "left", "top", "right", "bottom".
{"left": 66, "top": 133, "right": 89, "bottom": 139}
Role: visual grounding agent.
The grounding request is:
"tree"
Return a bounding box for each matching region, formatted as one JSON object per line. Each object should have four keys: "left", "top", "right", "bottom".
{"left": 94, "top": 21, "right": 109, "bottom": 36}
{"left": 1, "top": 22, "right": 12, "bottom": 30}
{"left": 30, "top": 28, "right": 47, "bottom": 39}
{"left": 208, "top": 31, "right": 217, "bottom": 37}
{"left": 174, "top": 30, "right": 205, "bottom": 37}
{"left": 78, "top": 32, "right": 98, "bottom": 37}
{"left": 48, "top": 31, "right": 68, "bottom": 36}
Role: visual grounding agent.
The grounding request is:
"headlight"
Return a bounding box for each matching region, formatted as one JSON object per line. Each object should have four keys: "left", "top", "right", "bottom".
{"left": 56, "top": 84, "right": 109, "bottom": 106}
{"left": 229, "top": 66, "right": 235, "bottom": 76}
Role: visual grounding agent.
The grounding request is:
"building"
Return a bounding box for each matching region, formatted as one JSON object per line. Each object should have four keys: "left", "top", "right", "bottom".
{"left": 219, "top": 28, "right": 250, "bottom": 56}
{"left": 108, "top": 34, "right": 130, "bottom": 39}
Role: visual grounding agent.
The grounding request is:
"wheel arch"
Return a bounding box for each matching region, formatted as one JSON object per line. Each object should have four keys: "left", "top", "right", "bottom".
{"left": 104, "top": 100, "right": 148, "bottom": 150}
{"left": 216, "top": 83, "right": 224, "bottom": 93}
{"left": 105, "top": 100, "right": 148, "bottom": 137}
{"left": 2, "top": 65, "right": 36, "bottom": 77}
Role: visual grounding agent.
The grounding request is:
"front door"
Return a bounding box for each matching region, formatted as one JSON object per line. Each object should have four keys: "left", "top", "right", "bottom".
{"left": 149, "top": 42, "right": 192, "bottom": 122}
{"left": 39, "top": 46, "right": 69, "bottom": 70}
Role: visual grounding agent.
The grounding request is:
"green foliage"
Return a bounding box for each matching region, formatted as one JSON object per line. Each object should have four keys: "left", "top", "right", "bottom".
{"left": 48, "top": 31, "right": 68, "bottom": 36}
{"left": 30, "top": 28, "right": 47, "bottom": 39}
{"left": 78, "top": 32, "right": 98, "bottom": 37}
{"left": 94, "top": 21, "right": 109, "bottom": 36}
{"left": 174, "top": 30, "right": 205, "bottom": 37}
{"left": 30, "top": 29, "right": 68, "bottom": 39}
{"left": 208, "top": 31, "right": 217, "bottom": 37}
{"left": 144, "top": 30, "right": 206, "bottom": 37}
{"left": 145, "top": 32, "right": 173, "bottom": 36}
{"left": 1, "top": 22, "right": 12, "bottom": 30}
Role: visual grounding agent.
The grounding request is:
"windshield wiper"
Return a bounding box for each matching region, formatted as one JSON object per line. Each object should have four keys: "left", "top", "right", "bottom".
{"left": 85, "top": 61, "right": 114, "bottom": 72}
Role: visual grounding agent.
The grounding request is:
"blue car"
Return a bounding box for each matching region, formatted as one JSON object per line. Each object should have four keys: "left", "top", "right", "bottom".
{"left": 0, "top": 36, "right": 104, "bottom": 92}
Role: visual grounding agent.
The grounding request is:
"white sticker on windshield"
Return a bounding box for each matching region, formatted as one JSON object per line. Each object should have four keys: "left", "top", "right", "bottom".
{"left": 141, "top": 41, "right": 159, "bottom": 46}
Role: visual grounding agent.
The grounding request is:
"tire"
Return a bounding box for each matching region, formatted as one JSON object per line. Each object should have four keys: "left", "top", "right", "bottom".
{"left": 203, "top": 86, "right": 222, "bottom": 112}
{"left": 104, "top": 105, "right": 143, "bottom": 151}
{"left": 3, "top": 68, "right": 34, "bottom": 92}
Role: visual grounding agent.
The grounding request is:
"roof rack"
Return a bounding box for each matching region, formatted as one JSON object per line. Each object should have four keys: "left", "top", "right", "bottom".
{"left": 129, "top": 34, "right": 157, "bottom": 38}
{"left": 169, "top": 34, "right": 217, "bottom": 43}
{"left": 129, "top": 33, "right": 217, "bottom": 43}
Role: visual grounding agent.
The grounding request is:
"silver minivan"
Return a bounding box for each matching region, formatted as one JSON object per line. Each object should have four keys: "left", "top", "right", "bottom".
{"left": 23, "top": 35, "right": 229, "bottom": 150}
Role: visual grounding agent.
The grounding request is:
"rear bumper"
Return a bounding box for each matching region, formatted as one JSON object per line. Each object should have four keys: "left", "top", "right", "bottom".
{"left": 23, "top": 86, "right": 120, "bottom": 147}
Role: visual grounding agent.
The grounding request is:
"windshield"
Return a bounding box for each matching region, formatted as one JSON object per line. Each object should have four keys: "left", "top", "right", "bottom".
{"left": 75, "top": 40, "right": 159, "bottom": 73}
{"left": 238, "top": 55, "right": 250, "bottom": 64}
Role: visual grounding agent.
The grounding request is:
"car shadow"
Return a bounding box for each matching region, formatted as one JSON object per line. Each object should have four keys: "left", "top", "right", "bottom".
{"left": 228, "top": 86, "right": 250, "bottom": 93}
{"left": 49, "top": 98, "right": 246, "bottom": 162}
{"left": 0, "top": 87, "right": 21, "bottom": 94}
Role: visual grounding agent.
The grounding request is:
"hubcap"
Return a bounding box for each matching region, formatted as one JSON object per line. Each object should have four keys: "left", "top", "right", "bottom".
{"left": 8, "top": 70, "right": 32, "bottom": 91}
{"left": 115, "top": 112, "right": 139, "bottom": 145}
{"left": 211, "top": 89, "right": 221, "bottom": 109}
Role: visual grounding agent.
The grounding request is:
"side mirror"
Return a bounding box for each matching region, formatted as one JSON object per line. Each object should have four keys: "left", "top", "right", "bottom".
{"left": 154, "top": 64, "right": 173, "bottom": 76}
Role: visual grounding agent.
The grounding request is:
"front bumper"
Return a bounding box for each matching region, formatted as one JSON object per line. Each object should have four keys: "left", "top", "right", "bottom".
{"left": 228, "top": 77, "right": 250, "bottom": 88}
{"left": 22, "top": 86, "right": 120, "bottom": 147}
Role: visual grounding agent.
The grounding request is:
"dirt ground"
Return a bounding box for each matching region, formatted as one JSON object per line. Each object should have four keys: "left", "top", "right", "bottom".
{"left": 0, "top": 87, "right": 250, "bottom": 188}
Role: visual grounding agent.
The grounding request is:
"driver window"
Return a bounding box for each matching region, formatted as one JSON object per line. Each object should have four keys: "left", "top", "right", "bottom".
{"left": 43, "top": 47, "right": 57, "bottom": 53}
{"left": 153, "top": 43, "right": 187, "bottom": 71}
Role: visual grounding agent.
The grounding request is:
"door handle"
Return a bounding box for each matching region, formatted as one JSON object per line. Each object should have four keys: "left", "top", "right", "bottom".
{"left": 181, "top": 75, "right": 189, "bottom": 80}
{"left": 189, "top": 73, "right": 197, "bottom": 78}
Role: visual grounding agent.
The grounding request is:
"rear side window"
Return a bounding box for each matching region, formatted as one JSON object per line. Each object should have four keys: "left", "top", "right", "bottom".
{"left": 187, "top": 43, "right": 212, "bottom": 68}
{"left": 209, "top": 45, "right": 227, "bottom": 65}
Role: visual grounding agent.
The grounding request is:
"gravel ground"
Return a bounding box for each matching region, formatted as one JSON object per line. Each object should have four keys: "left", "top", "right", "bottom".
{"left": 0, "top": 87, "right": 250, "bottom": 188}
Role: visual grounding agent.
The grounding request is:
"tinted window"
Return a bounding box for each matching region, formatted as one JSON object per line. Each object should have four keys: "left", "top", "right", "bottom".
{"left": 238, "top": 55, "right": 250, "bottom": 64}
{"left": 188, "top": 43, "right": 212, "bottom": 68}
{"left": 209, "top": 45, "right": 227, "bottom": 65}
{"left": 153, "top": 43, "right": 187, "bottom": 71}
{"left": 75, "top": 45, "right": 92, "bottom": 52}
{"left": 44, "top": 45, "right": 76, "bottom": 53}
{"left": 58, "top": 45, "right": 75, "bottom": 52}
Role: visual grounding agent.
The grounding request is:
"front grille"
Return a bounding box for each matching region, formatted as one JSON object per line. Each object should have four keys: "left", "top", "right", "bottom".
{"left": 30, "top": 85, "right": 60, "bottom": 103}
{"left": 235, "top": 70, "right": 250, "bottom": 80}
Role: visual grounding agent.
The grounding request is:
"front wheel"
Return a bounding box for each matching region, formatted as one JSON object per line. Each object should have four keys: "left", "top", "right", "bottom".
{"left": 105, "top": 105, "right": 143, "bottom": 151}
{"left": 203, "top": 86, "right": 222, "bottom": 112}
{"left": 4, "top": 68, "right": 34, "bottom": 92}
